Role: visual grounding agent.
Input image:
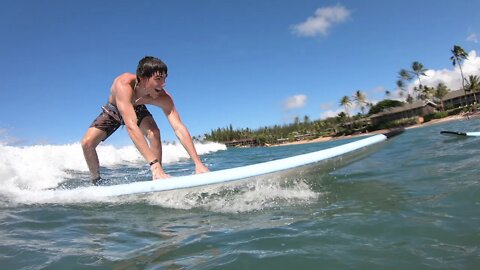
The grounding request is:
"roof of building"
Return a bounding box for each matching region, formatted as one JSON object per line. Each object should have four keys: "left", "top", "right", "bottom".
{"left": 442, "top": 89, "right": 468, "bottom": 100}
{"left": 368, "top": 87, "right": 478, "bottom": 119}
{"left": 370, "top": 100, "right": 437, "bottom": 118}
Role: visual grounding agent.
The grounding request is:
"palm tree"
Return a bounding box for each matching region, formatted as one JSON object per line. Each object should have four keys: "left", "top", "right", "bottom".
{"left": 396, "top": 79, "right": 406, "bottom": 90}
{"left": 336, "top": 112, "right": 347, "bottom": 128}
{"left": 418, "top": 85, "right": 434, "bottom": 101}
{"left": 303, "top": 115, "right": 310, "bottom": 124}
{"left": 465, "top": 75, "right": 480, "bottom": 104}
{"left": 434, "top": 82, "right": 449, "bottom": 110}
{"left": 413, "top": 86, "right": 421, "bottom": 100}
{"left": 353, "top": 90, "right": 367, "bottom": 115}
{"left": 395, "top": 79, "right": 406, "bottom": 99}
{"left": 398, "top": 62, "right": 428, "bottom": 101}
{"left": 294, "top": 116, "right": 300, "bottom": 126}
{"left": 401, "top": 93, "right": 414, "bottom": 118}
{"left": 411, "top": 61, "right": 427, "bottom": 87}
{"left": 450, "top": 45, "right": 469, "bottom": 106}
{"left": 399, "top": 69, "right": 412, "bottom": 81}
{"left": 340, "top": 95, "right": 352, "bottom": 117}
{"left": 406, "top": 94, "right": 414, "bottom": 104}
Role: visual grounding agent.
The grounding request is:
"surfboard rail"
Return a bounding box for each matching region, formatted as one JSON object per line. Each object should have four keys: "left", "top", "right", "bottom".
{"left": 440, "top": 130, "right": 480, "bottom": 137}
{"left": 59, "top": 128, "right": 405, "bottom": 197}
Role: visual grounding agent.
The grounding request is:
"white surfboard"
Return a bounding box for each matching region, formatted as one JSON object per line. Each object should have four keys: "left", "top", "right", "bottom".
{"left": 440, "top": 130, "right": 480, "bottom": 137}
{"left": 57, "top": 129, "right": 404, "bottom": 197}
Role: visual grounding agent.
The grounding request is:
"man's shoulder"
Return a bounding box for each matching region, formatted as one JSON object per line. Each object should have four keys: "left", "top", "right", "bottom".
{"left": 112, "top": 73, "right": 136, "bottom": 93}
{"left": 147, "top": 90, "right": 174, "bottom": 108}
{"left": 114, "top": 72, "right": 136, "bottom": 84}
{"left": 159, "top": 90, "right": 175, "bottom": 104}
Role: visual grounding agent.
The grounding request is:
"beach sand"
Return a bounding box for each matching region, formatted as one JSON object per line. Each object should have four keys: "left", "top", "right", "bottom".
{"left": 270, "top": 113, "right": 472, "bottom": 147}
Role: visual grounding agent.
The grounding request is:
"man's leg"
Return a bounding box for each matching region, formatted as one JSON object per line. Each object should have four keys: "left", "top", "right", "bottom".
{"left": 81, "top": 127, "right": 107, "bottom": 181}
{"left": 139, "top": 116, "right": 162, "bottom": 163}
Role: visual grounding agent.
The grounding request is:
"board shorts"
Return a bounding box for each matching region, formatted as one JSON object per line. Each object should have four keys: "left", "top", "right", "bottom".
{"left": 90, "top": 103, "right": 152, "bottom": 140}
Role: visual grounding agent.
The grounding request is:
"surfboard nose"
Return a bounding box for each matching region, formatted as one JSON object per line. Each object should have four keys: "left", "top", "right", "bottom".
{"left": 384, "top": 128, "right": 405, "bottom": 139}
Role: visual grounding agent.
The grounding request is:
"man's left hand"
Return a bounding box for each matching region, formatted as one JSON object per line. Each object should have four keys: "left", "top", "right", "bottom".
{"left": 195, "top": 163, "right": 209, "bottom": 174}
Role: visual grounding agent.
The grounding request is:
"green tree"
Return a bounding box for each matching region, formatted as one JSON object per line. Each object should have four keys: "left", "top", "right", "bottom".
{"left": 336, "top": 112, "right": 348, "bottom": 129}
{"left": 353, "top": 90, "right": 367, "bottom": 115}
{"left": 368, "top": 99, "right": 405, "bottom": 115}
{"left": 398, "top": 61, "right": 428, "bottom": 101}
{"left": 396, "top": 79, "right": 406, "bottom": 99}
{"left": 399, "top": 69, "right": 412, "bottom": 82}
{"left": 465, "top": 75, "right": 480, "bottom": 104}
{"left": 303, "top": 115, "right": 310, "bottom": 124}
{"left": 434, "top": 82, "right": 449, "bottom": 110}
{"left": 340, "top": 95, "right": 352, "bottom": 117}
{"left": 406, "top": 94, "right": 414, "bottom": 104}
{"left": 418, "top": 85, "right": 434, "bottom": 101}
{"left": 294, "top": 116, "right": 300, "bottom": 125}
{"left": 450, "top": 45, "right": 469, "bottom": 106}
{"left": 411, "top": 61, "right": 427, "bottom": 87}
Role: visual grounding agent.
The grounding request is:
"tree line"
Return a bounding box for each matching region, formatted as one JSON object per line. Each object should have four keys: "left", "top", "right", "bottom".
{"left": 205, "top": 45, "right": 480, "bottom": 145}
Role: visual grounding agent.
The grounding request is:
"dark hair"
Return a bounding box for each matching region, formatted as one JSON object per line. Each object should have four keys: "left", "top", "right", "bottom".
{"left": 136, "top": 56, "right": 168, "bottom": 80}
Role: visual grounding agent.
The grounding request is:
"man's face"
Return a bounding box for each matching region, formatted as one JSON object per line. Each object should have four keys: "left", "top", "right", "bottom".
{"left": 145, "top": 71, "right": 167, "bottom": 97}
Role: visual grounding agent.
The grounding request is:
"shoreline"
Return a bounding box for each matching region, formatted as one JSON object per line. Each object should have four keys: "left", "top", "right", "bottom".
{"left": 268, "top": 113, "right": 474, "bottom": 147}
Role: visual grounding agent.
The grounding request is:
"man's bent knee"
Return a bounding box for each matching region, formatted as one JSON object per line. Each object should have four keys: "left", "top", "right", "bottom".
{"left": 81, "top": 129, "right": 105, "bottom": 150}
{"left": 146, "top": 127, "right": 161, "bottom": 141}
{"left": 81, "top": 137, "right": 96, "bottom": 150}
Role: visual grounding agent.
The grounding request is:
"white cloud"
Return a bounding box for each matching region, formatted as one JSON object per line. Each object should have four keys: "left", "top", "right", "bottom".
{"left": 292, "top": 5, "right": 351, "bottom": 37}
{"left": 283, "top": 94, "right": 307, "bottom": 110}
{"left": 319, "top": 92, "right": 378, "bottom": 119}
{"left": 415, "top": 50, "right": 479, "bottom": 90}
{"left": 320, "top": 108, "right": 343, "bottom": 119}
{"left": 467, "top": 33, "right": 478, "bottom": 43}
{"left": 319, "top": 102, "right": 343, "bottom": 119}
{"left": 320, "top": 102, "right": 344, "bottom": 119}
{"left": 388, "top": 50, "right": 480, "bottom": 100}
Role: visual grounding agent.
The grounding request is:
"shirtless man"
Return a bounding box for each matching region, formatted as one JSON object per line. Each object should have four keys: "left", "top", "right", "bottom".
{"left": 81, "top": 56, "right": 209, "bottom": 185}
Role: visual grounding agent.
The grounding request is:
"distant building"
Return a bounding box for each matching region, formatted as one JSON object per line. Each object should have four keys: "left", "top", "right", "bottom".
{"left": 294, "top": 133, "right": 316, "bottom": 141}
{"left": 370, "top": 100, "right": 438, "bottom": 127}
{"left": 442, "top": 89, "right": 477, "bottom": 109}
{"left": 369, "top": 88, "right": 479, "bottom": 126}
{"left": 223, "top": 138, "right": 259, "bottom": 148}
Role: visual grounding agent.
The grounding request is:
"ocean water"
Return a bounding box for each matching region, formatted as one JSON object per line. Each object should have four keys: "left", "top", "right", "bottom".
{"left": 1, "top": 119, "right": 479, "bottom": 269}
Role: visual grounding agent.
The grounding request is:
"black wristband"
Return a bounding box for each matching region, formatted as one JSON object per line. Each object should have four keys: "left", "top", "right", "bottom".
{"left": 149, "top": 159, "right": 159, "bottom": 166}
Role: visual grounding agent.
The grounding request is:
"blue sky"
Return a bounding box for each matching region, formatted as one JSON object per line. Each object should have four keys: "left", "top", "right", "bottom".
{"left": 1, "top": 0, "right": 479, "bottom": 146}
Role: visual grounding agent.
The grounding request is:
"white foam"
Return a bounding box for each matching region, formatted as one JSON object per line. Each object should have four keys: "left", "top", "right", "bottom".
{"left": 0, "top": 141, "right": 226, "bottom": 194}
{"left": 0, "top": 141, "right": 321, "bottom": 212}
{"left": 0, "top": 173, "right": 320, "bottom": 213}
{"left": 143, "top": 175, "right": 320, "bottom": 213}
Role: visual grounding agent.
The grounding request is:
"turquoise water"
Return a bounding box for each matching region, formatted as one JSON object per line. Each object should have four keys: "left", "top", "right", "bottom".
{"left": 1, "top": 119, "right": 479, "bottom": 269}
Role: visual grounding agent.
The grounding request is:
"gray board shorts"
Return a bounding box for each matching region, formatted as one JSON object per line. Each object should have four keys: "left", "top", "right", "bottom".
{"left": 90, "top": 103, "right": 152, "bottom": 140}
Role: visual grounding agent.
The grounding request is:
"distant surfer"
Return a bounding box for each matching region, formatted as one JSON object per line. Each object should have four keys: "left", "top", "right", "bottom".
{"left": 81, "top": 56, "right": 209, "bottom": 185}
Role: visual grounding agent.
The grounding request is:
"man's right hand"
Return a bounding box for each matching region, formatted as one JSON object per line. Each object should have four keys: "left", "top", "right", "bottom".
{"left": 151, "top": 162, "right": 171, "bottom": 180}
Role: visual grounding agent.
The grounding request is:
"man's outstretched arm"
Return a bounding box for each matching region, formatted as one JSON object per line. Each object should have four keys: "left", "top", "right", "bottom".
{"left": 162, "top": 97, "right": 209, "bottom": 174}
{"left": 115, "top": 78, "right": 168, "bottom": 179}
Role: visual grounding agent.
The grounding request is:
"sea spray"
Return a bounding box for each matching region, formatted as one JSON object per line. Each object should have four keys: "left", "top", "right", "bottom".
{"left": 143, "top": 174, "right": 320, "bottom": 213}
{"left": 0, "top": 141, "right": 226, "bottom": 194}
